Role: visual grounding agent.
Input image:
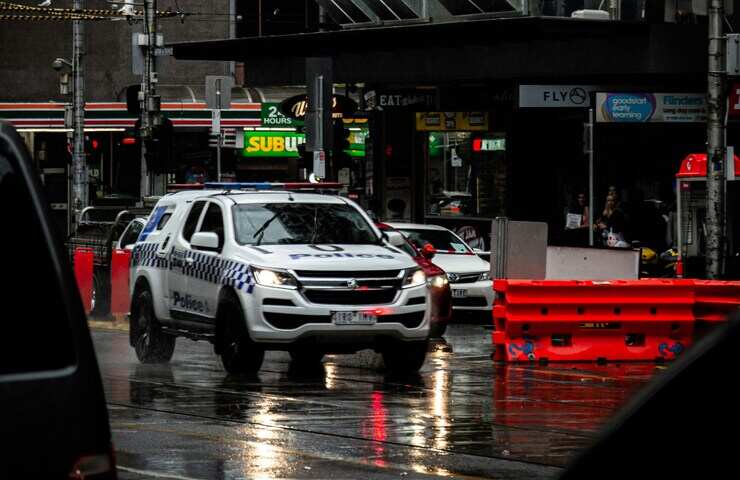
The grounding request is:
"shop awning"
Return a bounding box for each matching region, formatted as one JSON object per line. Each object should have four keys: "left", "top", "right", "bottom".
{"left": 0, "top": 86, "right": 308, "bottom": 130}
{"left": 170, "top": 17, "right": 708, "bottom": 87}
{"left": 151, "top": 85, "right": 306, "bottom": 103}
{"left": 676, "top": 153, "right": 740, "bottom": 179}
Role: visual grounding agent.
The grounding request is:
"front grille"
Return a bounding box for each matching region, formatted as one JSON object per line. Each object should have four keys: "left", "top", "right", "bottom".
{"left": 262, "top": 298, "right": 296, "bottom": 306}
{"left": 452, "top": 296, "right": 489, "bottom": 307}
{"left": 377, "top": 311, "right": 425, "bottom": 328}
{"left": 449, "top": 272, "right": 482, "bottom": 284}
{"left": 303, "top": 289, "right": 397, "bottom": 305}
{"left": 295, "top": 270, "right": 401, "bottom": 279}
{"left": 264, "top": 312, "right": 331, "bottom": 329}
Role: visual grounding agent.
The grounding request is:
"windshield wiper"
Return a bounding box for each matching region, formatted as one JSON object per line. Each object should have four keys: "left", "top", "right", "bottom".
{"left": 252, "top": 211, "right": 281, "bottom": 246}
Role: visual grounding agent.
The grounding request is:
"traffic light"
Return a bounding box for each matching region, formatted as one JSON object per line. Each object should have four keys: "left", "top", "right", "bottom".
{"left": 84, "top": 134, "right": 103, "bottom": 165}
{"left": 332, "top": 120, "right": 351, "bottom": 170}
{"left": 145, "top": 116, "right": 174, "bottom": 174}
{"left": 296, "top": 142, "right": 310, "bottom": 178}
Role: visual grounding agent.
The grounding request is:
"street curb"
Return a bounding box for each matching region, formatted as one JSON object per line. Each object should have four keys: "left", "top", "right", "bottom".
{"left": 88, "top": 316, "right": 129, "bottom": 332}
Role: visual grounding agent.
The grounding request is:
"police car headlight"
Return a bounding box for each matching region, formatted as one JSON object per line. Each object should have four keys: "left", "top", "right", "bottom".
{"left": 402, "top": 268, "right": 426, "bottom": 289}
{"left": 478, "top": 271, "right": 491, "bottom": 282}
{"left": 427, "top": 274, "right": 448, "bottom": 289}
{"left": 251, "top": 267, "right": 298, "bottom": 289}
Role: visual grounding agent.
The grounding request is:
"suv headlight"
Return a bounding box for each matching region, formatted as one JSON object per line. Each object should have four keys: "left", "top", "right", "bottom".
{"left": 427, "top": 274, "right": 449, "bottom": 289}
{"left": 402, "top": 268, "right": 426, "bottom": 289}
{"left": 251, "top": 266, "right": 298, "bottom": 289}
{"left": 478, "top": 271, "right": 491, "bottom": 282}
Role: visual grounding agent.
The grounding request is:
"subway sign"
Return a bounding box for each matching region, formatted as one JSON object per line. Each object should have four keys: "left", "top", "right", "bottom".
{"left": 241, "top": 131, "right": 306, "bottom": 158}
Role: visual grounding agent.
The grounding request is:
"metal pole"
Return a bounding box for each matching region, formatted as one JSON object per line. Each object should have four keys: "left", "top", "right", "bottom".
{"left": 71, "top": 0, "right": 87, "bottom": 233}
{"left": 676, "top": 178, "right": 683, "bottom": 260}
{"left": 608, "top": 0, "right": 620, "bottom": 20}
{"left": 140, "top": 0, "right": 159, "bottom": 200}
{"left": 216, "top": 79, "right": 222, "bottom": 181}
{"left": 706, "top": 0, "right": 727, "bottom": 278}
{"left": 588, "top": 108, "right": 594, "bottom": 247}
{"left": 217, "top": 134, "right": 222, "bottom": 182}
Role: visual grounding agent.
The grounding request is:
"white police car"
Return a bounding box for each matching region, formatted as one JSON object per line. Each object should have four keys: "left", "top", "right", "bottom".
{"left": 387, "top": 223, "right": 494, "bottom": 314}
{"left": 129, "top": 183, "right": 431, "bottom": 374}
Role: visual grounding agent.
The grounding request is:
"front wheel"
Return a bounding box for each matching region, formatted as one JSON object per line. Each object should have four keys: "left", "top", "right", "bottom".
{"left": 219, "top": 297, "right": 264, "bottom": 374}
{"left": 429, "top": 321, "right": 448, "bottom": 338}
{"left": 90, "top": 268, "right": 111, "bottom": 318}
{"left": 289, "top": 348, "right": 325, "bottom": 366}
{"left": 382, "top": 341, "right": 428, "bottom": 374}
{"left": 131, "top": 288, "right": 175, "bottom": 363}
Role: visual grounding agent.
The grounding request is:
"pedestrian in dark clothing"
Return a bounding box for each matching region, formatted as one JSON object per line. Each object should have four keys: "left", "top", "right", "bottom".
{"left": 595, "top": 194, "right": 628, "bottom": 247}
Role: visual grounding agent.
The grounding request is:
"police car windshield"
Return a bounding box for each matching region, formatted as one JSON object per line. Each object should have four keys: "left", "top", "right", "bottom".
{"left": 399, "top": 229, "right": 472, "bottom": 254}
{"left": 233, "top": 203, "right": 379, "bottom": 245}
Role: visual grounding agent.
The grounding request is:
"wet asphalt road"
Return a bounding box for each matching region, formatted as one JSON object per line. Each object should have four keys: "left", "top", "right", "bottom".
{"left": 92, "top": 323, "right": 661, "bottom": 479}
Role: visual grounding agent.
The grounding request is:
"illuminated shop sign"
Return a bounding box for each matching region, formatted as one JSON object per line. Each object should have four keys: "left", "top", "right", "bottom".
{"left": 241, "top": 131, "right": 306, "bottom": 158}
{"left": 473, "top": 137, "right": 506, "bottom": 152}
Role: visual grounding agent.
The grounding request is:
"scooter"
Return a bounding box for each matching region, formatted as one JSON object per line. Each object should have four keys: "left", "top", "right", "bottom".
{"left": 640, "top": 246, "right": 678, "bottom": 278}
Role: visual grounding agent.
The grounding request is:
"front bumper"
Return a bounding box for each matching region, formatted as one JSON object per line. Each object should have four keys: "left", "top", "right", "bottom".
{"left": 241, "top": 283, "right": 430, "bottom": 344}
{"left": 449, "top": 280, "right": 494, "bottom": 311}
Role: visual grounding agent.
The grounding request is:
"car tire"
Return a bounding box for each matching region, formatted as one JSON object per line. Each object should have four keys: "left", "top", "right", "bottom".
{"left": 218, "top": 296, "right": 264, "bottom": 374}
{"left": 131, "top": 288, "right": 175, "bottom": 363}
{"left": 90, "top": 268, "right": 111, "bottom": 319}
{"left": 430, "top": 321, "right": 448, "bottom": 338}
{"left": 382, "top": 341, "right": 428, "bottom": 373}
{"left": 289, "top": 348, "right": 325, "bottom": 365}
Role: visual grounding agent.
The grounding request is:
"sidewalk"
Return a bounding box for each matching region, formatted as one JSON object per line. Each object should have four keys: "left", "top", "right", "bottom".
{"left": 88, "top": 315, "right": 129, "bottom": 332}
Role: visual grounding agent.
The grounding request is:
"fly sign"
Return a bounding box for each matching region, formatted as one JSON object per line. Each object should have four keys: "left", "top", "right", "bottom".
{"left": 518, "top": 85, "right": 600, "bottom": 108}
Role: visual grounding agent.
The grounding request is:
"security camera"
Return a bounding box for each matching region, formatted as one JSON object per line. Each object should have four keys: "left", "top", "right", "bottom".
{"left": 52, "top": 58, "right": 72, "bottom": 71}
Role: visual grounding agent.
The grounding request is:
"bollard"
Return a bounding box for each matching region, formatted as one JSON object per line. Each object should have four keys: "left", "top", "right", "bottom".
{"left": 73, "top": 247, "right": 94, "bottom": 314}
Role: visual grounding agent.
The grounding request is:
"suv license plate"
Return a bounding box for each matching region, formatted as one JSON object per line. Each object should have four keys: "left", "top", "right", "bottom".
{"left": 332, "top": 311, "right": 377, "bottom": 325}
{"left": 452, "top": 289, "right": 468, "bottom": 298}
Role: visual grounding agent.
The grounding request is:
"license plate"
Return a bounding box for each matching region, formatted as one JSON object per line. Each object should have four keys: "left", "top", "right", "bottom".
{"left": 452, "top": 289, "right": 467, "bottom": 298}
{"left": 332, "top": 311, "right": 377, "bottom": 325}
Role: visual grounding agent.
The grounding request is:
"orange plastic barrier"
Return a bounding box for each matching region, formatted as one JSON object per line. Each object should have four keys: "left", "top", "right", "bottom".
{"left": 73, "top": 247, "right": 94, "bottom": 314}
{"left": 492, "top": 279, "right": 696, "bottom": 363}
{"left": 110, "top": 248, "right": 132, "bottom": 316}
{"left": 693, "top": 280, "right": 740, "bottom": 323}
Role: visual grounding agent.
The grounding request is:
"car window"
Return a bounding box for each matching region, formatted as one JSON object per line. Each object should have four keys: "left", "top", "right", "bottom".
{"left": 182, "top": 201, "right": 206, "bottom": 243}
{"left": 233, "top": 203, "right": 379, "bottom": 246}
{"left": 120, "top": 221, "right": 144, "bottom": 248}
{"left": 157, "top": 212, "right": 171, "bottom": 230}
{"left": 0, "top": 133, "right": 76, "bottom": 375}
{"left": 198, "top": 203, "right": 225, "bottom": 250}
{"left": 400, "top": 228, "right": 472, "bottom": 254}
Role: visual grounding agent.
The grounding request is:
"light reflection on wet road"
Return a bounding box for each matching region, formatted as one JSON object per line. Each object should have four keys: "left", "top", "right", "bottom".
{"left": 93, "top": 324, "right": 660, "bottom": 479}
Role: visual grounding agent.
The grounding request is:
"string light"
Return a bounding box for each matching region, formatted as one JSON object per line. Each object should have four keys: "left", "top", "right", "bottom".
{"left": 0, "top": 1, "right": 180, "bottom": 20}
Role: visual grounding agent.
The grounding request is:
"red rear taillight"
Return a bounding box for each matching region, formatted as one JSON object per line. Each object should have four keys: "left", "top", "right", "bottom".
{"left": 69, "top": 447, "right": 117, "bottom": 480}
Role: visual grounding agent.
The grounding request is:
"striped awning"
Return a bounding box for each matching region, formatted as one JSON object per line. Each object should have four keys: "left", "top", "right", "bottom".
{"left": 0, "top": 101, "right": 262, "bottom": 129}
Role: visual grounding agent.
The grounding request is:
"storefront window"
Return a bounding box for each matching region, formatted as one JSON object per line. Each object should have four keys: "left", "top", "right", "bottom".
{"left": 425, "top": 131, "right": 507, "bottom": 219}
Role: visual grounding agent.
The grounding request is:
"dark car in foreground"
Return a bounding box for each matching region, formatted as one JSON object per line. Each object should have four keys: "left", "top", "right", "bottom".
{"left": 0, "top": 122, "right": 116, "bottom": 478}
{"left": 378, "top": 222, "right": 452, "bottom": 337}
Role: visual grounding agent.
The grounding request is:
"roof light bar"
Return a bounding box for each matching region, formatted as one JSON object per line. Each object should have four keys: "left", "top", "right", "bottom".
{"left": 203, "top": 182, "right": 343, "bottom": 191}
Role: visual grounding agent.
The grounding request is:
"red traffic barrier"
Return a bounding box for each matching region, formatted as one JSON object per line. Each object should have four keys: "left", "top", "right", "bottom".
{"left": 693, "top": 280, "right": 740, "bottom": 323}
{"left": 492, "top": 279, "right": 695, "bottom": 363}
{"left": 73, "top": 247, "right": 94, "bottom": 314}
{"left": 110, "top": 248, "right": 132, "bottom": 316}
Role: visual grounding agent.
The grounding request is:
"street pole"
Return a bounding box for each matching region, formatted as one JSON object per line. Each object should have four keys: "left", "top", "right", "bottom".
{"left": 706, "top": 0, "right": 727, "bottom": 278}
{"left": 140, "top": 0, "right": 160, "bottom": 200}
{"left": 587, "top": 108, "right": 594, "bottom": 247}
{"left": 608, "top": 0, "right": 620, "bottom": 20}
{"left": 71, "top": 0, "right": 87, "bottom": 233}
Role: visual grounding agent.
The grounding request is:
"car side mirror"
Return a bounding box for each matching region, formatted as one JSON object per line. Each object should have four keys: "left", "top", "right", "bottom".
{"left": 385, "top": 231, "right": 406, "bottom": 248}
{"left": 421, "top": 243, "right": 436, "bottom": 260}
{"left": 191, "top": 231, "right": 219, "bottom": 251}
